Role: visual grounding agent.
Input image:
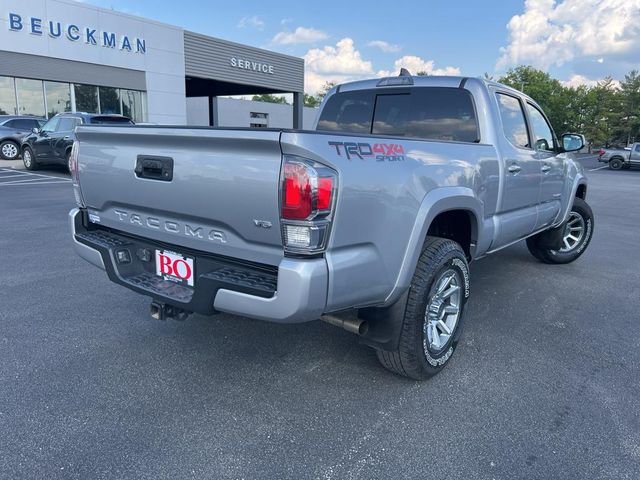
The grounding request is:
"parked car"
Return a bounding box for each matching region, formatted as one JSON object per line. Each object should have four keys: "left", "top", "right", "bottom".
{"left": 21, "top": 112, "right": 133, "bottom": 171}
{"left": 0, "top": 115, "right": 45, "bottom": 160}
{"left": 68, "top": 73, "right": 592, "bottom": 380}
{"left": 598, "top": 143, "right": 640, "bottom": 169}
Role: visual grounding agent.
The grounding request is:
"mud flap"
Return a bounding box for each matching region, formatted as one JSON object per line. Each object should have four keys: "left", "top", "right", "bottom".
{"left": 533, "top": 222, "right": 565, "bottom": 250}
{"left": 357, "top": 290, "right": 410, "bottom": 352}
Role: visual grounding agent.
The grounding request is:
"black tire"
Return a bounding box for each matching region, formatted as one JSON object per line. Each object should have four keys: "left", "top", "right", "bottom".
{"left": 22, "top": 146, "right": 38, "bottom": 170}
{"left": 0, "top": 140, "right": 20, "bottom": 160}
{"left": 609, "top": 158, "right": 623, "bottom": 170}
{"left": 526, "top": 197, "right": 594, "bottom": 264}
{"left": 376, "top": 236, "right": 470, "bottom": 380}
{"left": 66, "top": 149, "right": 72, "bottom": 172}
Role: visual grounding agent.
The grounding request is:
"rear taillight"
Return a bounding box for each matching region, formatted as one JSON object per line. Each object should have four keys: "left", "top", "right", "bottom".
{"left": 280, "top": 155, "right": 337, "bottom": 255}
{"left": 70, "top": 140, "right": 85, "bottom": 207}
{"left": 598, "top": 149, "right": 605, "bottom": 157}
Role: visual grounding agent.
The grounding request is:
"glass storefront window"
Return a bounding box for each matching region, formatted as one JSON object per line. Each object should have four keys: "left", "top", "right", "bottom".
{"left": 16, "top": 78, "right": 45, "bottom": 117}
{"left": 44, "top": 81, "right": 71, "bottom": 118}
{"left": 74, "top": 84, "right": 98, "bottom": 113}
{"left": 121, "top": 89, "right": 144, "bottom": 123}
{"left": 0, "top": 76, "right": 17, "bottom": 115}
{"left": 99, "top": 86, "right": 121, "bottom": 115}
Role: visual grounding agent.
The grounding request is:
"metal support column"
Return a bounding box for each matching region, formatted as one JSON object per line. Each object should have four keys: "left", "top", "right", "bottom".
{"left": 208, "top": 96, "right": 219, "bottom": 127}
{"left": 292, "top": 91, "right": 303, "bottom": 129}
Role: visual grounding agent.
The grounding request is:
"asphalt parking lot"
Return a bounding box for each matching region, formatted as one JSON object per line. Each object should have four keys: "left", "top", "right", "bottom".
{"left": 1, "top": 155, "right": 639, "bottom": 479}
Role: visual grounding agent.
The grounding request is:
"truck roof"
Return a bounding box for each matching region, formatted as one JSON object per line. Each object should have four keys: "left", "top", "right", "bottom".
{"left": 333, "top": 74, "right": 532, "bottom": 103}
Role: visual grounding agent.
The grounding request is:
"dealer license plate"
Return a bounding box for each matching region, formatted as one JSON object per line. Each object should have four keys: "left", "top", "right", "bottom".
{"left": 155, "top": 249, "right": 195, "bottom": 287}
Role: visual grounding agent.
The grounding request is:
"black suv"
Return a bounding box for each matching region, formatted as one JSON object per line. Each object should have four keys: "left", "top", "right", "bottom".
{"left": 0, "top": 116, "right": 46, "bottom": 160}
{"left": 21, "top": 112, "right": 133, "bottom": 171}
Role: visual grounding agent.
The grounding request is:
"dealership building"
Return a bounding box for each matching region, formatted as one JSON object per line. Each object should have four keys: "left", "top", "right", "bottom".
{"left": 0, "top": 0, "right": 316, "bottom": 128}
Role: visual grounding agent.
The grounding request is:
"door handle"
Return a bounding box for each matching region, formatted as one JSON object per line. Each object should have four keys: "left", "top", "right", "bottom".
{"left": 507, "top": 164, "right": 521, "bottom": 174}
{"left": 63, "top": 136, "right": 70, "bottom": 140}
{"left": 541, "top": 164, "right": 551, "bottom": 173}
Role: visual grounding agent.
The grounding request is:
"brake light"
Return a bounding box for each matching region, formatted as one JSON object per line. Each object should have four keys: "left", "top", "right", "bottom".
{"left": 280, "top": 156, "right": 337, "bottom": 254}
{"left": 317, "top": 177, "right": 333, "bottom": 210}
{"left": 598, "top": 149, "right": 605, "bottom": 157}
{"left": 283, "top": 162, "right": 313, "bottom": 220}
{"left": 69, "top": 140, "right": 85, "bottom": 207}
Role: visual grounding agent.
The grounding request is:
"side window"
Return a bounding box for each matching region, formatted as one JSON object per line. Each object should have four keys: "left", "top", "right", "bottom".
{"left": 634, "top": 144, "right": 640, "bottom": 153}
{"left": 317, "top": 90, "right": 374, "bottom": 134}
{"left": 57, "top": 117, "right": 80, "bottom": 132}
{"left": 406, "top": 88, "right": 479, "bottom": 142}
{"left": 526, "top": 103, "right": 555, "bottom": 152}
{"left": 41, "top": 117, "right": 60, "bottom": 133}
{"left": 496, "top": 93, "right": 529, "bottom": 148}
{"left": 3, "top": 119, "right": 19, "bottom": 129}
{"left": 13, "top": 119, "right": 38, "bottom": 130}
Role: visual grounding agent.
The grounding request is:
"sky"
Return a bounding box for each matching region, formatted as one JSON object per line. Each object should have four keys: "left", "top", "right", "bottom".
{"left": 79, "top": 0, "right": 640, "bottom": 94}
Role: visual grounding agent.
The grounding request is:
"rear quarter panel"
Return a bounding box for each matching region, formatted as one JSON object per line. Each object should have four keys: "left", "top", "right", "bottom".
{"left": 281, "top": 131, "right": 500, "bottom": 311}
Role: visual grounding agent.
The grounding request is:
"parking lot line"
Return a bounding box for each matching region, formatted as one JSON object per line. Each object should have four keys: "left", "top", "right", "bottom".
{"left": 0, "top": 180, "right": 70, "bottom": 186}
{"left": 0, "top": 176, "right": 59, "bottom": 184}
{"left": 589, "top": 165, "right": 609, "bottom": 172}
{"left": 0, "top": 168, "right": 70, "bottom": 180}
{"left": 0, "top": 172, "right": 28, "bottom": 178}
{"left": 0, "top": 168, "right": 70, "bottom": 186}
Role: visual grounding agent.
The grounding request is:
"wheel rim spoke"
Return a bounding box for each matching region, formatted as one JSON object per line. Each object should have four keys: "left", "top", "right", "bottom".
{"left": 424, "top": 268, "right": 463, "bottom": 354}
{"left": 441, "top": 285, "right": 460, "bottom": 299}
{"left": 557, "top": 212, "right": 585, "bottom": 253}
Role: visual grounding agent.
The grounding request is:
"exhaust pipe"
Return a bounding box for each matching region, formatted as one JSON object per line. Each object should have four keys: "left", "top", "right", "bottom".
{"left": 321, "top": 314, "right": 368, "bottom": 335}
{"left": 150, "top": 301, "right": 191, "bottom": 321}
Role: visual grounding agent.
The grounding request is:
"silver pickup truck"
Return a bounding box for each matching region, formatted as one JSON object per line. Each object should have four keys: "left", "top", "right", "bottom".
{"left": 69, "top": 73, "right": 593, "bottom": 379}
{"left": 598, "top": 142, "right": 640, "bottom": 170}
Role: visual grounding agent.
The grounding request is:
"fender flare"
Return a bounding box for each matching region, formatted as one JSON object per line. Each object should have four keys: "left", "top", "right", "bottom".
{"left": 556, "top": 175, "right": 588, "bottom": 226}
{"left": 383, "top": 187, "right": 485, "bottom": 307}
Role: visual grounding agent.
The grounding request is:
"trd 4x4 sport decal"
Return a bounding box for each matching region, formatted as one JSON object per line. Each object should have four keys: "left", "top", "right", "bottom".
{"left": 329, "top": 141, "right": 405, "bottom": 162}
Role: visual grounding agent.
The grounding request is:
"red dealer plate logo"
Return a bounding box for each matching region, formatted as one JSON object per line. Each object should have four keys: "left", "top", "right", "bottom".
{"left": 155, "top": 250, "right": 195, "bottom": 287}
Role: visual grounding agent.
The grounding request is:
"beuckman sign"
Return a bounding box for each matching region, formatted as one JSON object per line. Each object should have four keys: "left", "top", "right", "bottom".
{"left": 7, "top": 13, "right": 146, "bottom": 54}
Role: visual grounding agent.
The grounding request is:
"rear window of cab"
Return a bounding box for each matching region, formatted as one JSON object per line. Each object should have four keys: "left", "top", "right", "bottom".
{"left": 317, "top": 87, "right": 480, "bottom": 143}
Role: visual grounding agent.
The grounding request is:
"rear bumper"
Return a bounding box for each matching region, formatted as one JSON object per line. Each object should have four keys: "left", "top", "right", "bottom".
{"left": 69, "top": 208, "right": 327, "bottom": 323}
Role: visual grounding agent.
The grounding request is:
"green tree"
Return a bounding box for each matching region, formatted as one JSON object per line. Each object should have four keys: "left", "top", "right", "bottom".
{"left": 251, "top": 94, "right": 289, "bottom": 105}
{"left": 304, "top": 93, "right": 321, "bottom": 108}
{"left": 581, "top": 78, "right": 619, "bottom": 147}
{"left": 617, "top": 70, "right": 640, "bottom": 145}
{"left": 499, "top": 65, "right": 570, "bottom": 134}
{"left": 316, "top": 81, "right": 336, "bottom": 101}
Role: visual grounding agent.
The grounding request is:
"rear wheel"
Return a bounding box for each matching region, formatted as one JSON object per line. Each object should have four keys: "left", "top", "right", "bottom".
{"left": 526, "top": 197, "right": 594, "bottom": 264}
{"left": 609, "top": 158, "right": 623, "bottom": 170}
{"left": 376, "top": 236, "right": 469, "bottom": 380}
{"left": 0, "top": 140, "right": 20, "bottom": 160}
{"left": 22, "top": 146, "right": 38, "bottom": 170}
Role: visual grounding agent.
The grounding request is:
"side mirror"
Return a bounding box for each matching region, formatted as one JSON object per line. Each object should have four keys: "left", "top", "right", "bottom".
{"left": 32, "top": 127, "right": 39, "bottom": 134}
{"left": 562, "top": 133, "right": 584, "bottom": 152}
{"left": 534, "top": 138, "right": 550, "bottom": 152}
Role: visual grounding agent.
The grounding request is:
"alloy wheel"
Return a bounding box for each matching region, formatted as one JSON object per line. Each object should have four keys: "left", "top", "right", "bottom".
{"left": 1, "top": 143, "right": 18, "bottom": 159}
{"left": 558, "top": 212, "right": 585, "bottom": 253}
{"left": 423, "top": 269, "right": 462, "bottom": 353}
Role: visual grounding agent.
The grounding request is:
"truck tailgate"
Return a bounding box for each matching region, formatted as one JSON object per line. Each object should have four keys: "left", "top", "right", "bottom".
{"left": 74, "top": 126, "right": 284, "bottom": 266}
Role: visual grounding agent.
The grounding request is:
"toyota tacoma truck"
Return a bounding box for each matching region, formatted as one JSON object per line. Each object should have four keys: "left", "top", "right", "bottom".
{"left": 598, "top": 142, "right": 640, "bottom": 170}
{"left": 68, "top": 72, "right": 593, "bottom": 380}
